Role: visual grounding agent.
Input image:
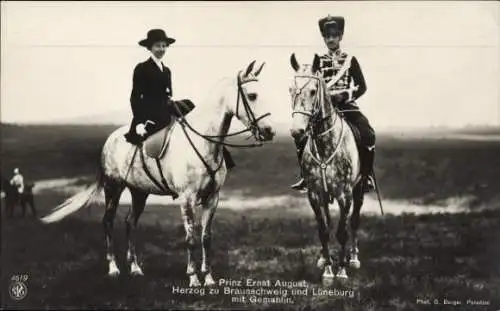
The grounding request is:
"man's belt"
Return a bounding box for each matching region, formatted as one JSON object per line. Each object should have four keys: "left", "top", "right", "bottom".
{"left": 328, "top": 85, "right": 359, "bottom": 102}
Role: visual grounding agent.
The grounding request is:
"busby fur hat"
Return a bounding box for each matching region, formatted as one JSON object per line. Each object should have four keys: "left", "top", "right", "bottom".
{"left": 318, "top": 15, "right": 345, "bottom": 36}
{"left": 138, "top": 29, "right": 176, "bottom": 49}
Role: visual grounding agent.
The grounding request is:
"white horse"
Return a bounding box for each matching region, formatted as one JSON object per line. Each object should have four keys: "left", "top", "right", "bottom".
{"left": 41, "top": 60, "right": 275, "bottom": 287}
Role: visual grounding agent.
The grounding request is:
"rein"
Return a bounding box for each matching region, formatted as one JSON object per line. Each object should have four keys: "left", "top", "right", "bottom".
{"left": 291, "top": 73, "right": 346, "bottom": 192}
{"left": 127, "top": 71, "right": 273, "bottom": 196}
{"left": 174, "top": 73, "right": 271, "bottom": 148}
{"left": 170, "top": 72, "right": 271, "bottom": 176}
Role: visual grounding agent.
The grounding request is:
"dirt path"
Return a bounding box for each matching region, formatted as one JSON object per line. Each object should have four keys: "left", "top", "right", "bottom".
{"left": 30, "top": 177, "right": 492, "bottom": 216}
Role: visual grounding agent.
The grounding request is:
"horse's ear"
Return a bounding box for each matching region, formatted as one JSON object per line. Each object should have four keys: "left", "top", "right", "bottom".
{"left": 290, "top": 53, "right": 300, "bottom": 72}
{"left": 244, "top": 60, "right": 256, "bottom": 77}
{"left": 254, "top": 62, "right": 265, "bottom": 76}
{"left": 311, "top": 54, "right": 321, "bottom": 73}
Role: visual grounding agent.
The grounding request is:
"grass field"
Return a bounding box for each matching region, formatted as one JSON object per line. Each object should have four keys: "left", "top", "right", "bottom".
{"left": 1, "top": 123, "right": 500, "bottom": 310}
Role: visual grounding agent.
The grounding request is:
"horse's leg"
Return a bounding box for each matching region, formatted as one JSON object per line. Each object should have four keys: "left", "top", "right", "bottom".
{"left": 181, "top": 195, "right": 201, "bottom": 287}
{"left": 102, "top": 178, "right": 125, "bottom": 277}
{"left": 15, "top": 197, "right": 21, "bottom": 217}
{"left": 30, "top": 198, "right": 37, "bottom": 217}
{"left": 8, "top": 199, "right": 14, "bottom": 218}
{"left": 6, "top": 201, "right": 13, "bottom": 218}
{"left": 323, "top": 198, "right": 333, "bottom": 250}
{"left": 125, "top": 187, "right": 148, "bottom": 276}
{"left": 335, "top": 190, "right": 353, "bottom": 279}
{"left": 200, "top": 192, "right": 219, "bottom": 286}
{"left": 26, "top": 195, "right": 36, "bottom": 217}
{"left": 308, "top": 190, "right": 334, "bottom": 281}
{"left": 349, "top": 183, "right": 364, "bottom": 269}
{"left": 21, "top": 197, "right": 26, "bottom": 218}
{"left": 321, "top": 197, "right": 335, "bottom": 268}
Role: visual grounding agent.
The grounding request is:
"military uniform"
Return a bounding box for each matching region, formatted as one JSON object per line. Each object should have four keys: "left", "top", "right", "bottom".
{"left": 319, "top": 49, "right": 375, "bottom": 148}
{"left": 291, "top": 15, "right": 376, "bottom": 192}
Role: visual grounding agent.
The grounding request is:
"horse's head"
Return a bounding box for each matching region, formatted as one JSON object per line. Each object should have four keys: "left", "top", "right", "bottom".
{"left": 289, "top": 53, "right": 326, "bottom": 139}
{"left": 0, "top": 176, "right": 11, "bottom": 191}
{"left": 229, "top": 60, "right": 275, "bottom": 142}
{"left": 0, "top": 177, "right": 18, "bottom": 200}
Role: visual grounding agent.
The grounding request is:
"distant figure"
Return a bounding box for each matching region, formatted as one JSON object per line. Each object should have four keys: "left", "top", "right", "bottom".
{"left": 2, "top": 169, "right": 36, "bottom": 217}
{"left": 123, "top": 28, "right": 235, "bottom": 169}
{"left": 290, "top": 15, "right": 376, "bottom": 192}
{"left": 21, "top": 182, "right": 37, "bottom": 217}
{"left": 2, "top": 174, "right": 19, "bottom": 218}
{"left": 10, "top": 168, "right": 24, "bottom": 194}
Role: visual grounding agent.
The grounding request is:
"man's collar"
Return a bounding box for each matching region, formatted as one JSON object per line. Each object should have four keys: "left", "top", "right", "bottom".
{"left": 327, "top": 48, "right": 342, "bottom": 57}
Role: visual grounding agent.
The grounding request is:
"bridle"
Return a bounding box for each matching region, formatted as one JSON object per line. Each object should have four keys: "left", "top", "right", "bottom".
{"left": 291, "top": 73, "right": 341, "bottom": 137}
{"left": 174, "top": 72, "right": 271, "bottom": 148}
{"left": 172, "top": 71, "right": 272, "bottom": 176}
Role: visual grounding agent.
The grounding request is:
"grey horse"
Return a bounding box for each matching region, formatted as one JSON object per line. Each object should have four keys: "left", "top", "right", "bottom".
{"left": 41, "top": 60, "right": 275, "bottom": 287}
{"left": 289, "top": 53, "right": 365, "bottom": 282}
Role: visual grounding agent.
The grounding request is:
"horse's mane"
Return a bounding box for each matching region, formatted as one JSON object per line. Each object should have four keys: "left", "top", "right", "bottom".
{"left": 204, "top": 77, "right": 234, "bottom": 101}
{"left": 317, "top": 75, "right": 333, "bottom": 108}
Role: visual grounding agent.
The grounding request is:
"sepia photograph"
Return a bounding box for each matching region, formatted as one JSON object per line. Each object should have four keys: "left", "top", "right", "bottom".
{"left": 1, "top": 1, "right": 499, "bottom": 310}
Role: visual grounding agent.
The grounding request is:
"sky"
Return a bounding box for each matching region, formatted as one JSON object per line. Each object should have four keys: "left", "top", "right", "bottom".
{"left": 1, "top": 1, "right": 499, "bottom": 132}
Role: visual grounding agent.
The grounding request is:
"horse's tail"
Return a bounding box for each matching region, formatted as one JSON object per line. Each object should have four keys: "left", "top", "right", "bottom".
{"left": 40, "top": 163, "right": 105, "bottom": 224}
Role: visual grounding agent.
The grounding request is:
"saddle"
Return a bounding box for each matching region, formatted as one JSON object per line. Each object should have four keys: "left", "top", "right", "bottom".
{"left": 134, "top": 121, "right": 179, "bottom": 199}
{"left": 131, "top": 99, "right": 196, "bottom": 200}
{"left": 142, "top": 99, "right": 195, "bottom": 158}
{"left": 345, "top": 119, "right": 363, "bottom": 151}
{"left": 143, "top": 121, "right": 177, "bottom": 158}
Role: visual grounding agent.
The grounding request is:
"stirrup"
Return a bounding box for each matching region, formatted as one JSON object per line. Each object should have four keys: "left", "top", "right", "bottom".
{"left": 364, "top": 176, "right": 376, "bottom": 192}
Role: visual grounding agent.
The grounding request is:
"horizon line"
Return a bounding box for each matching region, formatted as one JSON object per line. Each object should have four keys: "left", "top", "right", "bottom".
{"left": 2, "top": 121, "right": 499, "bottom": 135}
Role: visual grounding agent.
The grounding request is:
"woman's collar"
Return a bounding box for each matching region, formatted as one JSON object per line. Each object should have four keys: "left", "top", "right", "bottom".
{"left": 150, "top": 54, "right": 163, "bottom": 66}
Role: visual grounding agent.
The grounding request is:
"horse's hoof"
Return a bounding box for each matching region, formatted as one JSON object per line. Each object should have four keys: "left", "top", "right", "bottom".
{"left": 189, "top": 275, "right": 202, "bottom": 287}
{"left": 107, "top": 270, "right": 120, "bottom": 278}
{"left": 107, "top": 262, "right": 120, "bottom": 278}
{"left": 321, "top": 275, "right": 335, "bottom": 287}
{"left": 322, "top": 264, "right": 335, "bottom": 286}
{"left": 349, "top": 259, "right": 361, "bottom": 269}
{"left": 130, "top": 265, "right": 144, "bottom": 277}
{"left": 131, "top": 271, "right": 144, "bottom": 277}
{"left": 204, "top": 273, "right": 216, "bottom": 287}
{"left": 335, "top": 268, "right": 348, "bottom": 279}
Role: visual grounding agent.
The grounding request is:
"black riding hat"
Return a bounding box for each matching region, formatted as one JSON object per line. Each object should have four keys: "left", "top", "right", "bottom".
{"left": 138, "top": 29, "right": 176, "bottom": 48}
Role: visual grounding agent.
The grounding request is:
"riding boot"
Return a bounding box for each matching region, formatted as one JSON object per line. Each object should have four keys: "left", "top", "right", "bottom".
{"left": 361, "top": 146, "right": 376, "bottom": 193}
{"left": 290, "top": 134, "right": 308, "bottom": 191}
{"left": 223, "top": 147, "right": 236, "bottom": 171}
